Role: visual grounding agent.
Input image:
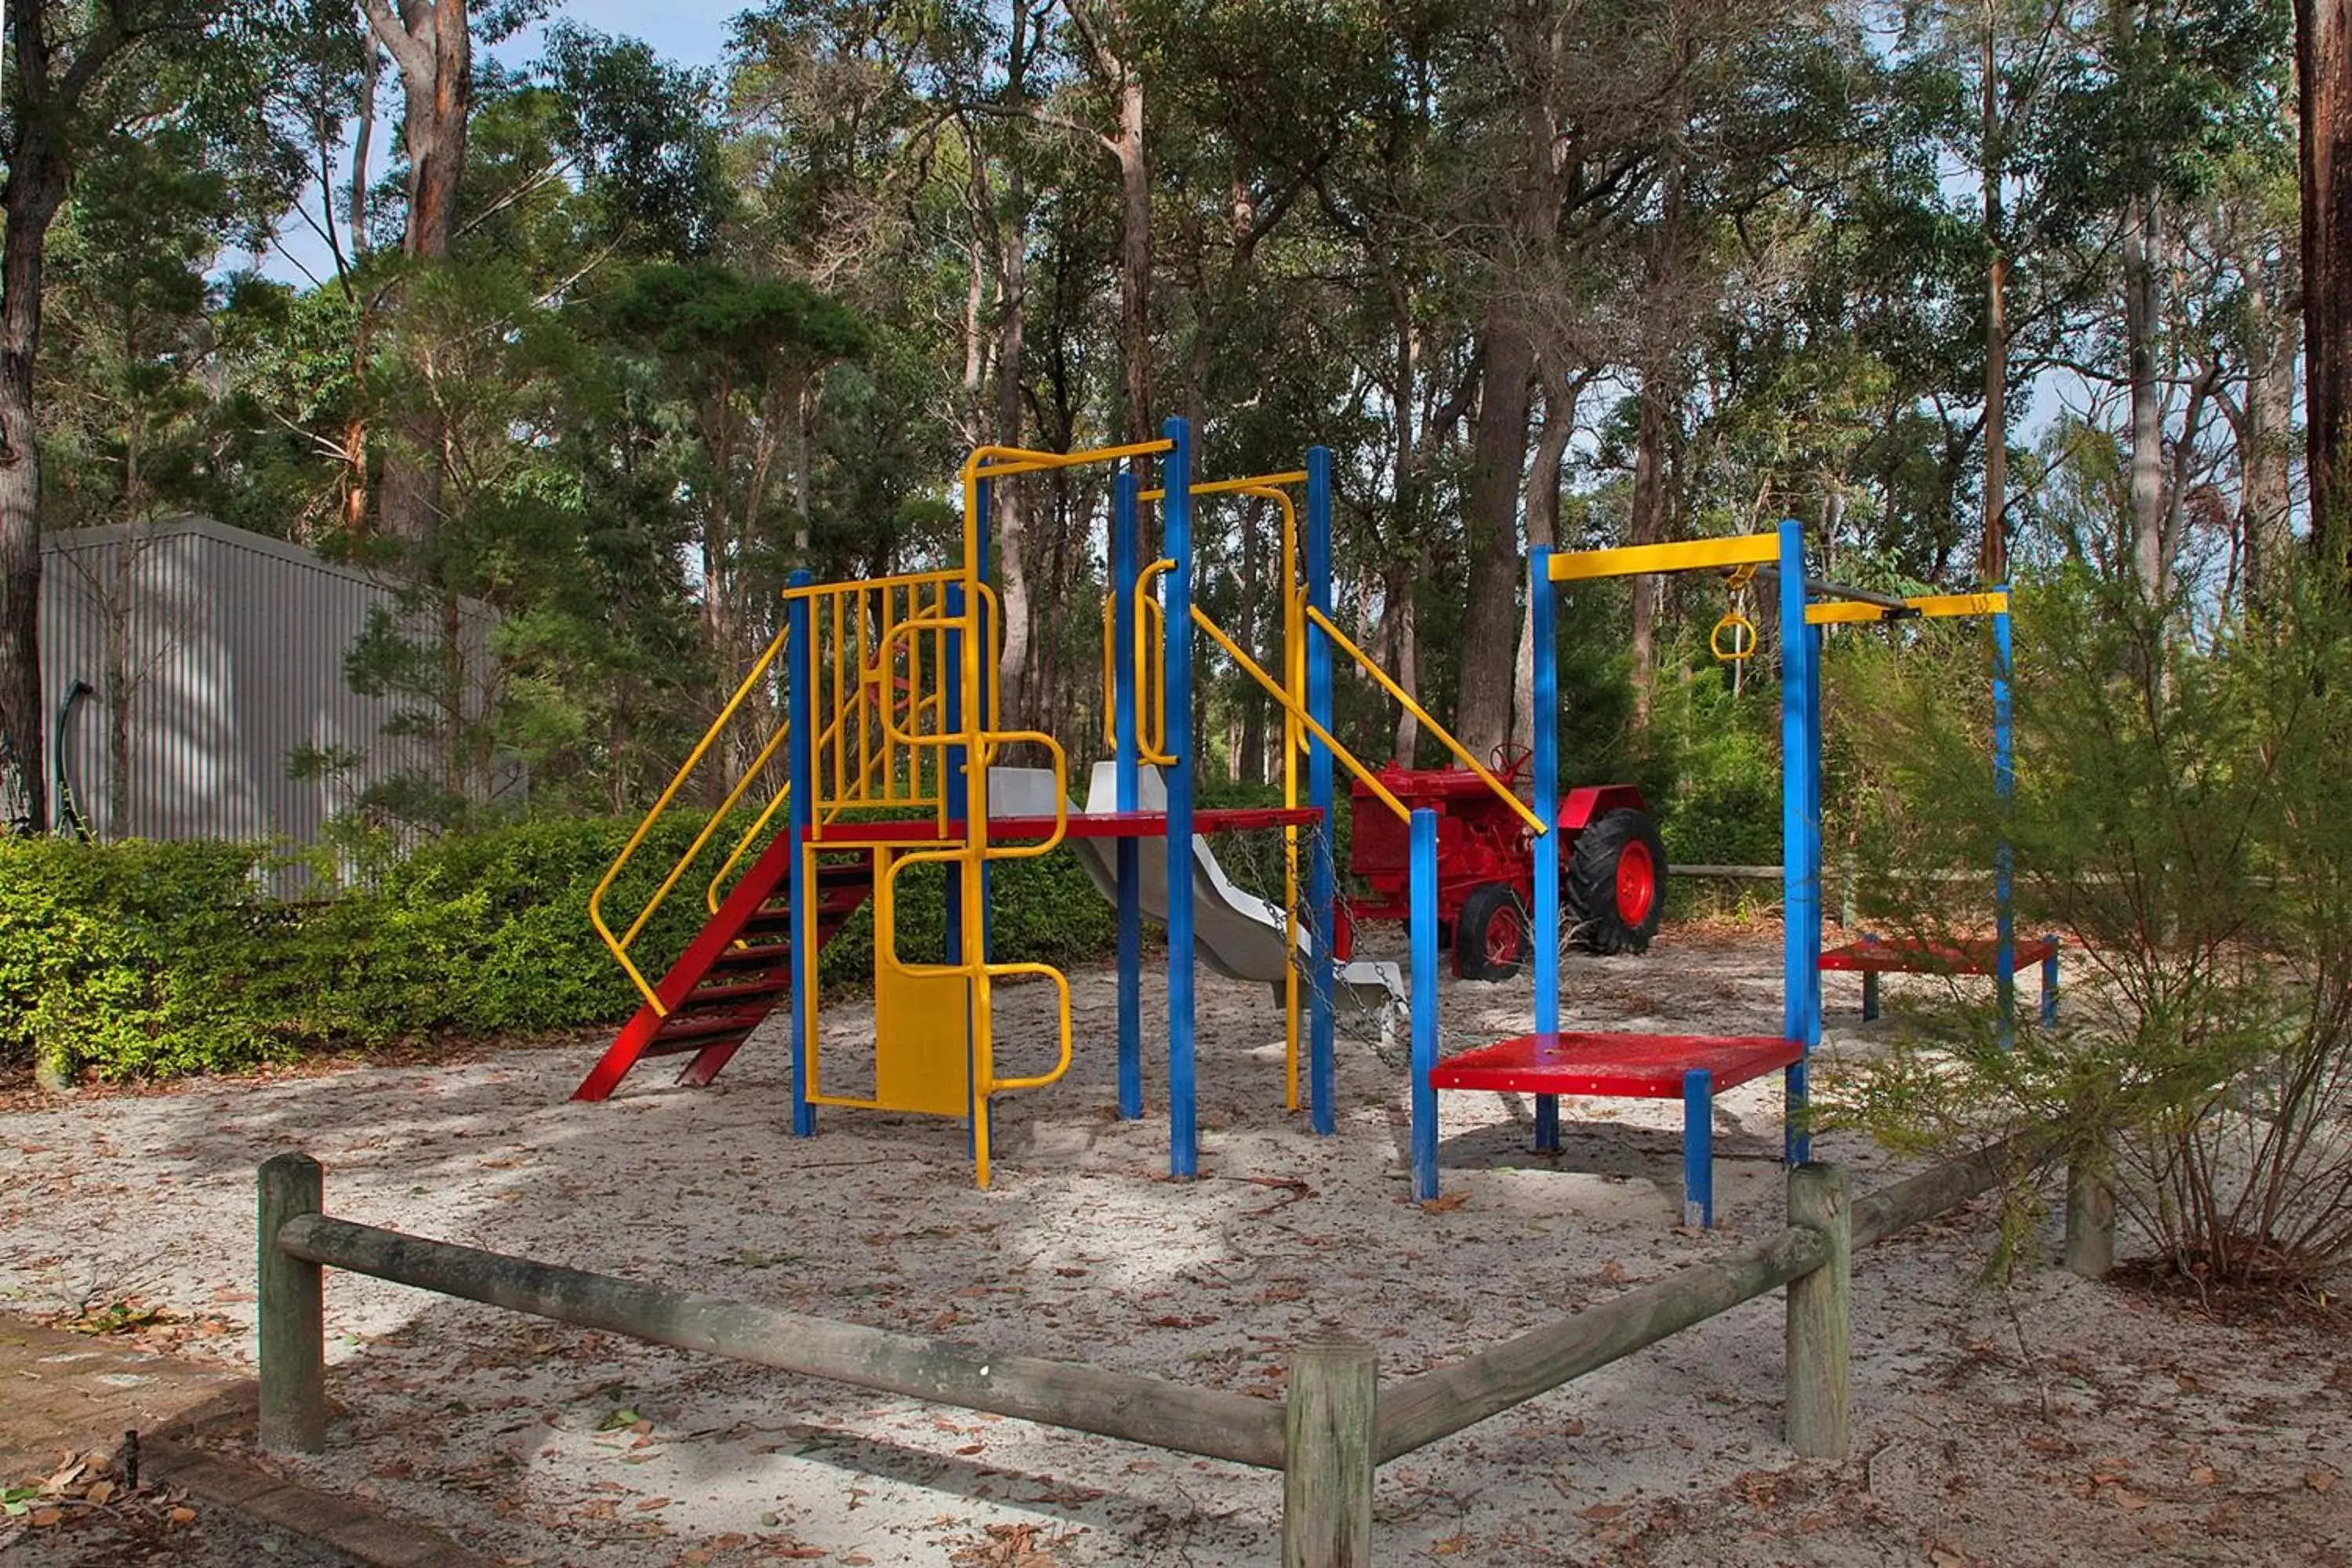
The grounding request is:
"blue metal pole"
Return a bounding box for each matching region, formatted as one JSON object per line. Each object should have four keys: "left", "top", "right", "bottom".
{"left": 1993, "top": 598, "right": 2017, "bottom": 1048}
{"left": 1777, "top": 519, "right": 1820, "bottom": 1168}
{"left": 785, "top": 572, "right": 816, "bottom": 1139}
{"left": 1113, "top": 470, "right": 1143, "bottom": 1119}
{"left": 1530, "top": 547, "right": 1562, "bottom": 1155}
{"left": 1163, "top": 418, "right": 1198, "bottom": 1178}
{"left": 1410, "top": 807, "right": 1441, "bottom": 1202}
{"left": 1306, "top": 446, "right": 1338, "bottom": 1137}
{"left": 1682, "top": 1069, "right": 1714, "bottom": 1229}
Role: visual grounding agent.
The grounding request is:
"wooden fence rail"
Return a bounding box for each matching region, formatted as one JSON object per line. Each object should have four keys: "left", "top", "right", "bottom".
{"left": 257, "top": 1137, "right": 2117, "bottom": 1566}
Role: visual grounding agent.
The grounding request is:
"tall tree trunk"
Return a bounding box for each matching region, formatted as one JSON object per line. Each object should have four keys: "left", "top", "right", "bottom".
{"left": 1113, "top": 71, "right": 1150, "bottom": 453}
{"left": 2241, "top": 252, "right": 2300, "bottom": 604}
{"left": 361, "top": 0, "right": 471, "bottom": 550}
{"left": 1385, "top": 298, "right": 1423, "bottom": 764}
{"left": 1456, "top": 310, "right": 1536, "bottom": 763}
{"left": 1385, "top": 557, "right": 1421, "bottom": 765}
{"left": 992, "top": 187, "right": 1033, "bottom": 721}
{"left": 1980, "top": 16, "right": 2010, "bottom": 586}
{"left": 2122, "top": 194, "right": 2165, "bottom": 594}
{"left": 0, "top": 138, "right": 67, "bottom": 833}
{"left": 1515, "top": 372, "right": 1576, "bottom": 758}
{"left": 1627, "top": 372, "right": 1677, "bottom": 730}
{"left": 2299, "top": 0, "right": 2352, "bottom": 563}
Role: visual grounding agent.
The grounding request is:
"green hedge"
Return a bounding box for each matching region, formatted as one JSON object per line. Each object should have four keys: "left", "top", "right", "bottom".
{"left": 0, "top": 811, "right": 1123, "bottom": 1083}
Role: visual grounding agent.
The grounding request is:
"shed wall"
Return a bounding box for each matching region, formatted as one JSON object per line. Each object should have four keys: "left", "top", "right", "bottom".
{"left": 35, "top": 516, "right": 509, "bottom": 848}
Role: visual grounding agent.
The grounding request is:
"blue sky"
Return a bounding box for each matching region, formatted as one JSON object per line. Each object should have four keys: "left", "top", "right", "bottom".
{"left": 507, "top": 1, "right": 735, "bottom": 68}
{"left": 260, "top": 2, "right": 737, "bottom": 283}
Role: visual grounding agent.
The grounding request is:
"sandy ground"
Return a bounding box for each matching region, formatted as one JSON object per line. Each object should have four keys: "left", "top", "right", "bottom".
{"left": 0, "top": 927, "right": 2346, "bottom": 1567}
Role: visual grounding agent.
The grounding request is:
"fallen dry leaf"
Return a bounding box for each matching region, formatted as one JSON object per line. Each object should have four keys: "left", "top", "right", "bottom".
{"left": 1421, "top": 1192, "right": 1470, "bottom": 1214}
{"left": 1579, "top": 1504, "right": 1625, "bottom": 1523}
{"left": 2308, "top": 1470, "right": 2336, "bottom": 1494}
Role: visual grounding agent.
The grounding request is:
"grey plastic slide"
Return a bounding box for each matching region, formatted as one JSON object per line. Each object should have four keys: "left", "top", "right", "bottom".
{"left": 986, "top": 763, "right": 1403, "bottom": 1008}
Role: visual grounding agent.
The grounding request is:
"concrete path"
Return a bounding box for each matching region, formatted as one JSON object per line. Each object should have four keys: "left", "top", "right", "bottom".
{"left": 0, "top": 1313, "right": 482, "bottom": 1566}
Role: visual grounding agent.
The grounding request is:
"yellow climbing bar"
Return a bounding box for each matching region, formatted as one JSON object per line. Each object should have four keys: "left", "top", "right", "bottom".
{"left": 1189, "top": 604, "right": 1412, "bottom": 823}
{"left": 1807, "top": 590, "right": 2011, "bottom": 625}
{"left": 1549, "top": 532, "right": 1782, "bottom": 583}
{"left": 588, "top": 623, "right": 797, "bottom": 1017}
{"left": 1302, "top": 603, "right": 1545, "bottom": 838}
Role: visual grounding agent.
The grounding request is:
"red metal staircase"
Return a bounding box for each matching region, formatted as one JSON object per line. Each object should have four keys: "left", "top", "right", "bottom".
{"left": 572, "top": 836, "right": 873, "bottom": 1101}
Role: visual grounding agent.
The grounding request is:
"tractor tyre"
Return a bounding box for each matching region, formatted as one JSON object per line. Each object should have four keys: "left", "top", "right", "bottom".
{"left": 1453, "top": 882, "right": 1530, "bottom": 982}
{"left": 1567, "top": 808, "right": 1667, "bottom": 956}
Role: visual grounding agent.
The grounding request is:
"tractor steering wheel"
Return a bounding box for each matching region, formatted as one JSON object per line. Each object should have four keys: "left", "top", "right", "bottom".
{"left": 1491, "top": 742, "right": 1534, "bottom": 787}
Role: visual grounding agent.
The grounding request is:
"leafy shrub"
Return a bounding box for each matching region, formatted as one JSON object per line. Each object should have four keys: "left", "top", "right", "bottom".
{"left": 0, "top": 804, "right": 1131, "bottom": 1083}
{"left": 1828, "top": 563, "right": 2352, "bottom": 1293}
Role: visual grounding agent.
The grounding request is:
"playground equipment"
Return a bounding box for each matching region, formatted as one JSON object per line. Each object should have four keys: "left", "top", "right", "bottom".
{"left": 581, "top": 423, "right": 1544, "bottom": 1188}
{"left": 1421, "top": 523, "right": 1825, "bottom": 1226}
{"left": 1806, "top": 589, "right": 2060, "bottom": 1041}
{"left": 1347, "top": 756, "right": 1663, "bottom": 979}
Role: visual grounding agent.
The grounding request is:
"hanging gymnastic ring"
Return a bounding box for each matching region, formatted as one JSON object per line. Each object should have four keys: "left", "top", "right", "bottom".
{"left": 1711, "top": 611, "right": 1756, "bottom": 662}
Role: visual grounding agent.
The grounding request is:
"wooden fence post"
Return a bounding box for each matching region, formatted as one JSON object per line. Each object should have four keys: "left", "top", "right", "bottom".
{"left": 257, "top": 1152, "right": 327, "bottom": 1454}
{"left": 2064, "top": 1150, "right": 2115, "bottom": 1280}
{"left": 1283, "top": 1335, "right": 1377, "bottom": 1567}
{"left": 1784, "top": 1163, "right": 1850, "bottom": 1460}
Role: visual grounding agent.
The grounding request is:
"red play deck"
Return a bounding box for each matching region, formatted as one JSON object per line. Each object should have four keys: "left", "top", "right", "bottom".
{"left": 807, "top": 806, "right": 1323, "bottom": 845}
{"left": 1818, "top": 934, "right": 2059, "bottom": 975}
{"left": 1428, "top": 1032, "right": 1804, "bottom": 1099}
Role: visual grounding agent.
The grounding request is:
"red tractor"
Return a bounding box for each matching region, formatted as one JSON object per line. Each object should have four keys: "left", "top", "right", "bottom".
{"left": 1346, "top": 753, "right": 1664, "bottom": 980}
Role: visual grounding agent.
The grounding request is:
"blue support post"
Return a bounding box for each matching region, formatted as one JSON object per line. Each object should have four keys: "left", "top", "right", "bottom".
{"left": 1682, "top": 1069, "right": 1714, "bottom": 1229}
{"left": 1530, "top": 547, "right": 1563, "bottom": 1154}
{"left": 1410, "top": 808, "right": 1441, "bottom": 1202}
{"left": 1112, "top": 470, "right": 1144, "bottom": 1119}
{"left": 1992, "top": 600, "right": 2017, "bottom": 1048}
{"left": 1163, "top": 419, "right": 1198, "bottom": 1178}
{"left": 1305, "top": 447, "right": 1338, "bottom": 1137}
{"left": 785, "top": 572, "right": 817, "bottom": 1139}
{"left": 2041, "top": 938, "right": 2060, "bottom": 1026}
{"left": 1777, "top": 520, "right": 1821, "bottom": 1169}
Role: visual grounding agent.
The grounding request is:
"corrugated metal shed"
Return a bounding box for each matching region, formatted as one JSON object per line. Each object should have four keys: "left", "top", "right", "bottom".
{"left": 34, "top": 514, "right": 514, "bottom": 848}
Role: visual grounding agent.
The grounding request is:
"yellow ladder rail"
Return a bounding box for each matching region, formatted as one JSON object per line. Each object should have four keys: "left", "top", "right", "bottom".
{"left": 1188, "top": 597, "right": 1412, "bottom": 822}
{"left": 589, "top": 623, "right": 794, "bottom": 1017}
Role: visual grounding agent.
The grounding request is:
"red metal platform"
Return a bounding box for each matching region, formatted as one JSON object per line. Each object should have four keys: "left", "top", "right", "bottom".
{"left": 1819, "top": 934, "right": 2059, "bottom": 975}
{"left": 1428, "top": 1032, "right": 1803, "bottom": 1099}
{"left": 811, "top": 806, "right": 1323, "bottom": 844}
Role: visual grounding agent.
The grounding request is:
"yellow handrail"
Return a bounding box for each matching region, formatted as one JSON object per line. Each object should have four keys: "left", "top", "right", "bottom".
{"left": 1133, "top": 561, "right": 1175, "bottom": 764}
{"left": 1302, "top": 604, "right": 1547, "bottom": 838}
{"left": 589, "top": 624, "right": 794, "bottom": 1016}
{"left": 1189, "top": 604, "right": 1412, "bottom": 822}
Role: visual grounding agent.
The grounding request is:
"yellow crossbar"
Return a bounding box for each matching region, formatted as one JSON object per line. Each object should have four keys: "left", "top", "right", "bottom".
{"left": 1807, "top": 590, "right": 2010, "bottom": 626}
{"left": 1137, "top": 470, "right": 1308, "bottom": 503}
{"left": 1548, "top": 533, "right": 1782, "bottom": 583}
{"left": 969, "top": 437, "right": 1174, "bottom": 481}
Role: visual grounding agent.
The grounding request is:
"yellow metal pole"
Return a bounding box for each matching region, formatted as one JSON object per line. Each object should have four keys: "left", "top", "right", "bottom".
{"left": 1548, "top": 532, "right": 1783, "bottom": 583}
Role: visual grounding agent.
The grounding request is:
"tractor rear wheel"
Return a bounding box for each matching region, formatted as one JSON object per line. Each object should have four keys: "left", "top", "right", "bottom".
{"left": 1453, "top": 882, "right": 1530, "bottom": 981}
{"left": 1567, "top": 808, "right": 1667, "bottom": 955}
